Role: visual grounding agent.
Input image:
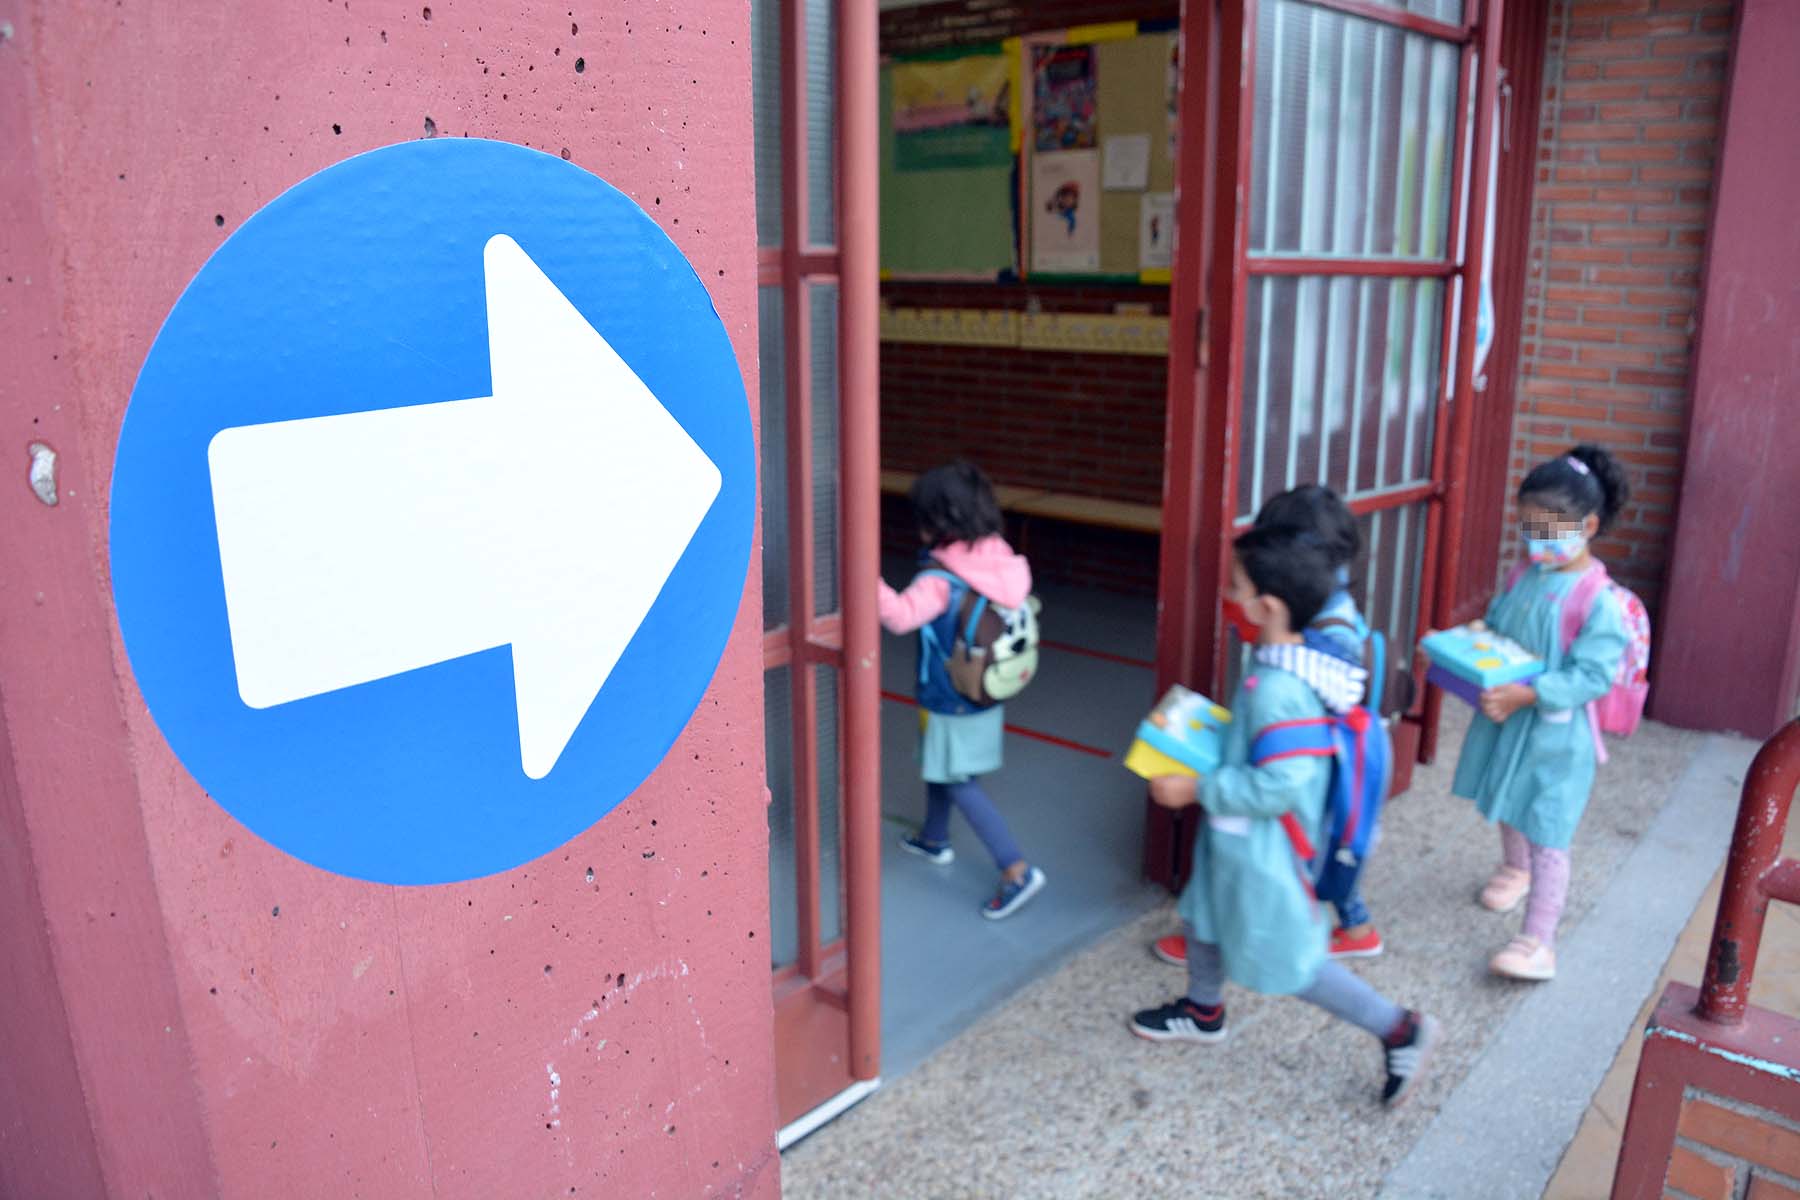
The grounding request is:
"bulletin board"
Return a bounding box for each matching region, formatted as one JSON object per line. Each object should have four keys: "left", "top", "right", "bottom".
{"left": 879, "top": 44, "right": 1020, "bottom": 278}
{"left": 878, "top": 24, "right": 1179, "bottom": 283}
{"left": 1023, "top": 26, "right": 1179, "bottom": 282}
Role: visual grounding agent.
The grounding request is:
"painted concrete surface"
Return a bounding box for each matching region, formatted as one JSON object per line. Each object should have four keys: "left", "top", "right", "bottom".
{"left": 780, "top": 707, "right": 1733, "bottom": 1198}
{"left": 0, "top": 4, "right": 777, "bottom": 1197}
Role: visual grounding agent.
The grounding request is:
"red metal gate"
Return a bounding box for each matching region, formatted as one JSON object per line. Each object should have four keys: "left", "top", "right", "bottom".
{"left": 1152, "top": 0, "right": 1504, "bottom": 884}
{"left": 753, "top": 0, "right": 882, "bottom": 1136}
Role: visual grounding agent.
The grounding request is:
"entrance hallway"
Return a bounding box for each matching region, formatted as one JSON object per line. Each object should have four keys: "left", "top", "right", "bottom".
{"left": 875, "top": 566, "right": 1167, "bottom": 1081}
{"left": 782, "top": 707, "right": 1760, "bottom": 1198}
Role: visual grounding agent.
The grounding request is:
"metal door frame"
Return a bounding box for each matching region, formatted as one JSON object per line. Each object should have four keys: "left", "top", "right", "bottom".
{"left": 1152, "top": 0, "right": 1504, "bottom": 882}
{"left": 759, "top": 0, "right": 881, "bottom": 1136}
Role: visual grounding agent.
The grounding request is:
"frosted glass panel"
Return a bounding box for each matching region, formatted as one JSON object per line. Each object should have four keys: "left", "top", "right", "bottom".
{"left": 765, "top": 666, "right": 797, "bottom": 970}
{"left": 810, "top": 282, "right": 841, "bottom": 617}
{"left": 815, "top": 666, "right": 843, "bottom": 946}
{"left": 752, "top": 0, "right": 783, "bottom": 248}
{"left": 1250, "top": 1, "right": 1459, "bottom": 261}
{"left": 1238, "top": 275, "right": 1444, "bottom": 518}
{"left": 760, "top": 286, "right": 790, "bottom": 631}
{"left": 805, "top": 0, "right": 837, "bottom": 246}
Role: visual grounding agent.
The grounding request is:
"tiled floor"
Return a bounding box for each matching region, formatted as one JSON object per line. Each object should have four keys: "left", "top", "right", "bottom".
{"left": 1541, "top": 819, "right": 1800, "bottom": 1198}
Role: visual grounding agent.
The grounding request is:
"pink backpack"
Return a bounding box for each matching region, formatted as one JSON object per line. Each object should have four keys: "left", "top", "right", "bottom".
{"left": 1503, "top": 560, "right": 1652, "bottom": 762}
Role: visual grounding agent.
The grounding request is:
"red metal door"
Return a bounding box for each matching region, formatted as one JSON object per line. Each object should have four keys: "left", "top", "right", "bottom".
{"left": 1152, "top": 0, "right": 1503, "bottom": 885}
{"left": 752, "top": 0, "right": 883, "bottom": 1139}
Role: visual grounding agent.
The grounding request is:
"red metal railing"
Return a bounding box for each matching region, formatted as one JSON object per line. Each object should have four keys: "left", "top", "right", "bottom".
{"left": 1696, "top": 718, "right": 1800, "bottom": 1026}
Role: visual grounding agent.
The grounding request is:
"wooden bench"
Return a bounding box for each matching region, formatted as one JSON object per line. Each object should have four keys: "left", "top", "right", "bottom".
{"left": 879, "top": 469, "right": 1162, "bottom": 536}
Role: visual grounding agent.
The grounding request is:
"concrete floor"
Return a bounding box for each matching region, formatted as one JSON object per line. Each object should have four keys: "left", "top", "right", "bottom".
{"left": 781, "top": 698, "right": 1748, "bottom": 1198}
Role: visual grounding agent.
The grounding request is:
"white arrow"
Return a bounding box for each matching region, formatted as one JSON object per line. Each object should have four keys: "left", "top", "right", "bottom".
{"left": 206, "top": 234, "right": 723, "bottom": 780}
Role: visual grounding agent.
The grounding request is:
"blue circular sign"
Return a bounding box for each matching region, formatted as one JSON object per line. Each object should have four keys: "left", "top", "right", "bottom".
{"left": 110, "top": 139, "right": 754, "bottom": 884}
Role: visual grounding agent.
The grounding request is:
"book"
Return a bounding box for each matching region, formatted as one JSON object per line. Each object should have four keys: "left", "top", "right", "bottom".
{"left": 1124, "top": 685, "right": 1232, "bottom": 779}
{"left": 1420, "top": 623, "right": 1543, "bottom": 707}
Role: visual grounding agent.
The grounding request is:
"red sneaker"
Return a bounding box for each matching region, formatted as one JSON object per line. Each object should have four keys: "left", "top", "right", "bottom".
{"left": 1152, "top": 934, "right": 1187, "bottom": 966}
{"left": 1330, "top": 925, "right": 1384, "bottom": 959}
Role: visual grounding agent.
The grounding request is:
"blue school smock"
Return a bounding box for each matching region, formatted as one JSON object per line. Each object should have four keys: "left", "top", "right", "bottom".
{"left": 1176, "top": 665, "right": 1332, "bottom": 996}
{"left": 1450, "top": 562, "right": 1629, "bottom": 850}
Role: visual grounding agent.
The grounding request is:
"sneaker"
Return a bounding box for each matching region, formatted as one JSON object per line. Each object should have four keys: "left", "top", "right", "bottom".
{"left": 1489, "top": 935, "right": 1556, "bottom": 981}
{"left": 1382, "top": 1011, "right": 1441, "bottom": 1107}
{"left": 1479, "top": 865, "right": 1531, "bottom": 913}
{"left": 981, "top": 865, "right": 1046, "bottom": 920}
{"left": 900, "top": 835, "right": 954, "bottom": 866}
{"left": 1152, "top": 934, "right": 1188, "bottom": 966}
{"left": 1130, "top": 998, "right": 1227, "bottom": 1044}
{"left": 1331, "top": 925, "right": 1385, "bottom": 960}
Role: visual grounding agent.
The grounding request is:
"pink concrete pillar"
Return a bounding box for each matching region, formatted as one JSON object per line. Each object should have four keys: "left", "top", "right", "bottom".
{"left": 0, "top": 4, "right": 777, "bottom": 1197}
{"left": 1654, "top": 0, "right": 1800, "bottom": 739}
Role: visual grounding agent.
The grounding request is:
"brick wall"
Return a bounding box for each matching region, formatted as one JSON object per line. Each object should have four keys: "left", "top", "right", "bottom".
{"left": 1508, "top": 0, "right": 1732, "bottom": 614}
{"left": 881, "top": 281, "right": 1171, "bottom": 508}
{"left": 1663, "top": 1093, "right": 1800, "bottom": 1200}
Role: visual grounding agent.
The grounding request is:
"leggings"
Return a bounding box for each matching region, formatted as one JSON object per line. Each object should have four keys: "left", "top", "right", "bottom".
{"left": 921, "top": 780, "right": 1023, "bottom": 872}
{"left": 1502, "top": 823, "right": 1572, "bottom": 947}
{"left": 1183, "top": 929, "right": 1403, "bottom": 1040}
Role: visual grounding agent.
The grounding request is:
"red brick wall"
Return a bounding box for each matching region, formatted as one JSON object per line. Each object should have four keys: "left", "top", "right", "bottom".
{"left": 1667, "top": 1093, "right": 1800, "bottom": 1200}
{"left": 881, "top": 282, "right": 1171, "bottom": 508}
{"left": 1507, "top": 0, "right": 1732, "bottom": 614}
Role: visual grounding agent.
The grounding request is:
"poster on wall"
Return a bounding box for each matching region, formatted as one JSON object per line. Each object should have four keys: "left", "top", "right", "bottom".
{"left": 1103, "top": 134, "right": 1151, "bottom": 190}
{"left": 1033, "top": 43, "right": 1097, "bottom": 152}
{"left": 1032, "top": 149, "right": 1101, "bottom": 272}
{"left": 891, "top": 51, "right": 1013, "bottom": 171}
{"left": 1139, "top": 192, "right": 1176, "bottom": 270}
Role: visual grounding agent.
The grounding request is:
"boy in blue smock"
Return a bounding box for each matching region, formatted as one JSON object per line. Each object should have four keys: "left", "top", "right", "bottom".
{"left": 1130, "top": 525, "right": 1441, "bottom": 1108}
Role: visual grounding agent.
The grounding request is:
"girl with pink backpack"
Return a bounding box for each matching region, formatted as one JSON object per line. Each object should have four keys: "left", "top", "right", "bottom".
{"left": 1451, "top": 444, "right": 1649, "bottom": 983}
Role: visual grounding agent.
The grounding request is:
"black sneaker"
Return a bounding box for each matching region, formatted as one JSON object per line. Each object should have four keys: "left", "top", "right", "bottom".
{"left": 1130, "top": 998, "right": 1226, "bottom": 1044}
{"left": 1382, "top": 1011, "right": 1441, "bottom": 1107}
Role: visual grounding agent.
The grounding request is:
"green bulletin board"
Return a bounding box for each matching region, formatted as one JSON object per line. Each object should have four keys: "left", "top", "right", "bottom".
{"left": 877, "top": 28, "right": 1178, "bottom": 281}
{"left": 880, "top": 49, "right": 1018, "bottom": 278}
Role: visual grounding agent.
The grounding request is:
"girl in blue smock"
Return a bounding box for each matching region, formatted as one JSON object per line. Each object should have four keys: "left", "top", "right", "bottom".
{"left": 1131, "top": 526, "right": 1441, "bottom": 1109}
{"left": 1454, "top": 445, "right": 1631, "bottom": 983}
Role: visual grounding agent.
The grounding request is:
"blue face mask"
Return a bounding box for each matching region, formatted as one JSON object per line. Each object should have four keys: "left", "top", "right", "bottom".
{"left": 1527, "top": 532, "right": 1585, "bottom": 569}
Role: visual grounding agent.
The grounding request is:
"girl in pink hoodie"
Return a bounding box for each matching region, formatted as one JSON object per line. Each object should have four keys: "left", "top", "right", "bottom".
{"left": 879, "top": 463, "right": 1046, "bottom": 920}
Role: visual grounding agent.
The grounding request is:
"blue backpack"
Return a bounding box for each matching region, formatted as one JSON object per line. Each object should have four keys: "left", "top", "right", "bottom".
{"left": 1250, "top": 698, "right": 1393, "bottom": 905}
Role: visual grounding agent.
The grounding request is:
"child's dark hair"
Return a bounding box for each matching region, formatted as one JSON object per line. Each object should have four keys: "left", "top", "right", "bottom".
{"left": 1233, "top": 525, "right": 1335, "bottom": 631}
{"left": 1255, "top": 484, "right": 1360, "bottom": 570}
{"left": 909, "top": 462, "right": 1003, "bottom": 547}
{"left": 1518, "top": 444, "right": 1630, "bottom": 534}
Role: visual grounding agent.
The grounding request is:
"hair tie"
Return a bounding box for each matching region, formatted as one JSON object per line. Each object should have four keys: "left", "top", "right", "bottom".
{"left": 1565, "top": 456, "right": 1590, "bottom": 476}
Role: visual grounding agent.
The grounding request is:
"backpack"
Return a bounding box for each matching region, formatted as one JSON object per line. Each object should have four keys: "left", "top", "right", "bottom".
{"left": 1251, "top": 705, "right": 1393, "bottom": 906}
{"left": 1502, "top": 560, "right": 1651, "bottom": 749}
{"left": 917, "top": 569, "right": 1042, "bottom": 707}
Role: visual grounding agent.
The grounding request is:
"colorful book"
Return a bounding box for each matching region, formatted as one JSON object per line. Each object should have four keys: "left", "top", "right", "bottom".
{"left": 1124, "top": 685, "right": 1232, "bottom": 779}
{"left": 1420, "top": 624, "right": 1544, "bottom": 706}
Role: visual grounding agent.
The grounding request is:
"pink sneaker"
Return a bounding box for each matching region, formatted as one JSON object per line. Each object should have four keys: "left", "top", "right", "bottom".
{"left": 1490, "top": 935, "right": 1556, "bottom": 981}
{"left": 1479, "top": 865, "right": 1531, "bottom": 913}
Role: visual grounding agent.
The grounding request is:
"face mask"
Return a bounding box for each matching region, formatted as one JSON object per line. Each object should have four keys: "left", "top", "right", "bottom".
{"left": 1527, "top": 532, "right": 1586, "bottom": 569}
{"left": 1222, "top": 596, "right": 1261, "bottom": 642}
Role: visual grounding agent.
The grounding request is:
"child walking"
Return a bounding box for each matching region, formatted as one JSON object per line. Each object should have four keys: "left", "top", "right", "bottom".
{"left": 1153, "top": 484, "right": 1385, "bottom": 966}
{"left": 1455, "top": 444, "right": 1630, "bottom": 981}
{"left": 878, "top": 462, "right": 1047, "bottom": 920}
{"left": 1132, "top": 525, "right": 1439, "bottom": 1107}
